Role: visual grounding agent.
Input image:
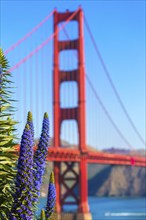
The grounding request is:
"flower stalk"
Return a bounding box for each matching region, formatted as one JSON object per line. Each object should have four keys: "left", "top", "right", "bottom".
{"left": 33, "top": 113, "right": 50, "bottom": 204}
{"left": 45, "top": 172, "right": 56, "bottom": 219}
{"left": 10, "top": 124, "right": 34, "bottom": 219}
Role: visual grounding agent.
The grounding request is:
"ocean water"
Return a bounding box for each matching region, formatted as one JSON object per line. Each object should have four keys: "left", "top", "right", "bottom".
{"left": 38, "top": 197, "right": 146, "bottom": 220}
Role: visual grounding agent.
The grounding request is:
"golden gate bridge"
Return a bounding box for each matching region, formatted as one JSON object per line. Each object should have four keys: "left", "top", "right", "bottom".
{"left": 4, "top": 7, "right": 146, "bottom": 220}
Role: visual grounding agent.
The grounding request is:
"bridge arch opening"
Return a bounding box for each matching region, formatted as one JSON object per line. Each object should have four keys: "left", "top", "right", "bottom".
{"left": 60, "top": 119, "right": 79, "bottom": 147}
{"left": 58, "top": 20, "right": 78, "bottom": 41}
{"left": 59, "top": 50, "right": 78, "bottom": 71}
{"left": 60, "top": 81, "right": 78, "bottom": 108}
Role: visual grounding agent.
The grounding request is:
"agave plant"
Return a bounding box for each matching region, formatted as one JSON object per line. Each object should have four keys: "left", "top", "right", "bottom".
{"left": 0, "top": 48, "right": 18, "bottom": 219}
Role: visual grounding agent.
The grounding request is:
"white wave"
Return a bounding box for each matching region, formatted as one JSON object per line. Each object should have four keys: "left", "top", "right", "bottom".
{"left": 105, "top": 212, "right": 146, "bottom": 217}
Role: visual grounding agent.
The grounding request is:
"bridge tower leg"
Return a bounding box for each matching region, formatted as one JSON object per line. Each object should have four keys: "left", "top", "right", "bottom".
{"left": 53, "top": 8, "right": 92, "bottom": 220}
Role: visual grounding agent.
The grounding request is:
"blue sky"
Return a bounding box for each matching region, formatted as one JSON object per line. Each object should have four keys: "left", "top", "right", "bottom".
{"left": 1, "top": 0, "right": 145, "bottom": 150}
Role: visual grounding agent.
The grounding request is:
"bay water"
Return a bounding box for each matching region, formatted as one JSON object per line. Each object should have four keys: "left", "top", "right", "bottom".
{"left": 38, "top": 197, "right": 146, "bottom": 220}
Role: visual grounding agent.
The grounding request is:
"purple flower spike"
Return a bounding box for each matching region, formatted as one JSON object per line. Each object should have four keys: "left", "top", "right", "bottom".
{"left": 10, "top": 124, "right": 34, "bottom": 219}
{"left": 45, "top": 172, "right": 56, "bottom": 218}
{"left": 32, "top": 112, "right": 50, "bottom": 204}
{"left": 27, "top": 111, "right": 34, "bottom": 144}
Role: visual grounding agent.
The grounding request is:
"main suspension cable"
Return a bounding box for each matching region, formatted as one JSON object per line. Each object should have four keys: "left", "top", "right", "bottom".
{"left": 8, "top": 9, "right": 80, "bottom": 73}
{"left": 84, "top": 15, "right": 145, "bottom": 146}
{"left": 86, "top": 74, "right": 134, "bottom": 149}
{"left": 4, "top": 10, "right": 55, "bottom": 55}
{"left": 63, "top": 27, "right": 134, "bottom": 150}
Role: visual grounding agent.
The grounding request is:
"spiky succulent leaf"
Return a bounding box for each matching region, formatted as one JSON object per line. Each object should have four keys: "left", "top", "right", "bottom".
{"left": 0, "top": 48, "right": 18, "bottom": 219}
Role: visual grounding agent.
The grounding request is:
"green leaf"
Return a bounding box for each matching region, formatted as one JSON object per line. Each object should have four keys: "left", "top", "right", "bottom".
{"left": 0, "top": 48, "right": 18, "bottom": 217}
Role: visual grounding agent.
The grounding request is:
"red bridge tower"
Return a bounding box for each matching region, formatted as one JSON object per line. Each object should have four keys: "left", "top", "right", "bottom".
{"left": 53, "top": 8, "right": 92, "bottom": 220}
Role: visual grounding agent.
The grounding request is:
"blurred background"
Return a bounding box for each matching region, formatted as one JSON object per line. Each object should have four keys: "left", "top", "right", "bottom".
{"left": 1, "top": 0, "right": 145, "bottom": 219}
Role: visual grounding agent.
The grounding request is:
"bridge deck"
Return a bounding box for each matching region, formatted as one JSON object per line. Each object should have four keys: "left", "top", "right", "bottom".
{"left": 47, "top": 147, "right": 146, "bottom": 167}
{"left": 14, "top": 145, "right": 146, "bottom": 167}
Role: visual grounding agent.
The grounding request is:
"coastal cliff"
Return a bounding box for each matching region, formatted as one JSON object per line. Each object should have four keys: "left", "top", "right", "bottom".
{"left": 88, "top": 164, "right": 146, "bottom": 197}
{"left": 41, "top": 162, "right": 146, "bottom": 197}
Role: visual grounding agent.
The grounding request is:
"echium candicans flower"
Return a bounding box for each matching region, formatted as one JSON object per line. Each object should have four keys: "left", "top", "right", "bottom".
{"left": 40, "top": 209, "right": 46, "bottom": 220}
{"left": 27, "top": 111, "right": 34, "bottom": 144}
{"left": 10, "top": 124, "right": 34, "bottom": 220}
{"left": 45, "top": 172, "right": 56, "bottom": 219}
{"left": 33, "top": 112, "right": 49, "bottom": 202}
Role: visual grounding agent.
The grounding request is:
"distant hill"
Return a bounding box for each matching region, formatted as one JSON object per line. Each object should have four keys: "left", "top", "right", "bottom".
{"left": 88, "top": 164, "right": 146, "bottom": 197}
{"left": 41, "top": 162, "right": 146, "bottom": 197}
{"left": 102, "top": 147, "right": 146, "bottom": 157}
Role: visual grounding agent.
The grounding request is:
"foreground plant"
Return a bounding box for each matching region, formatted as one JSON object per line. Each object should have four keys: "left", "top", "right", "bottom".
{"left": 33, "top": 113, "right": 50, "bottom": 204}
{"left": 40, "top": 209, "right": 46, "bottom": 220}
{"left": 0, "top": 49, "right": 56, "bottom": 218}
{"left": 10, "top": 124, "right": 34, "bottom": 219}
{"left": 0, "top": 49, "right": 17, "bottom": 219}
{"left": 45, "top": 172, "right": 56, "bottom": 219}
{"left": 10, "top": 112, "right": 55, "bottom": 219}
{"left": 27, "top": 111, "right": 34, "bottom": 143}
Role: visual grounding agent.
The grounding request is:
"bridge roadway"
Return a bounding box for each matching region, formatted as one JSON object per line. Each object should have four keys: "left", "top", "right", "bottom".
{"left": 47, "top": 147, "right": 146, "bottom": 167}
{"left": 14, "top": 145, "right": 146, "bottom": 167}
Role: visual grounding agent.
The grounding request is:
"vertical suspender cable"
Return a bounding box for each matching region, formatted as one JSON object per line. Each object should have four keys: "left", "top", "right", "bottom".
{"left": 84, "top": 16, "right": 145, "bottom": 147}
{"left": 63, "top": 26, "right": 138, "bottom": 150}
{"left": 86, "top": 74, "right": 134, "bottom": 150}
{"left": 35, "top": 49, "right": 39, "bottom": 138}
{"left": 30, "top": 48, "right": 33, "bottom": 120}
{"left": 4, "top": 10, "right": 55, "bottom": 55}
{"left": 8, "top": 9, "right": 80, "bottom": 73}
{"left": 40, "top": 40, "right": 43, "bottom": 134}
